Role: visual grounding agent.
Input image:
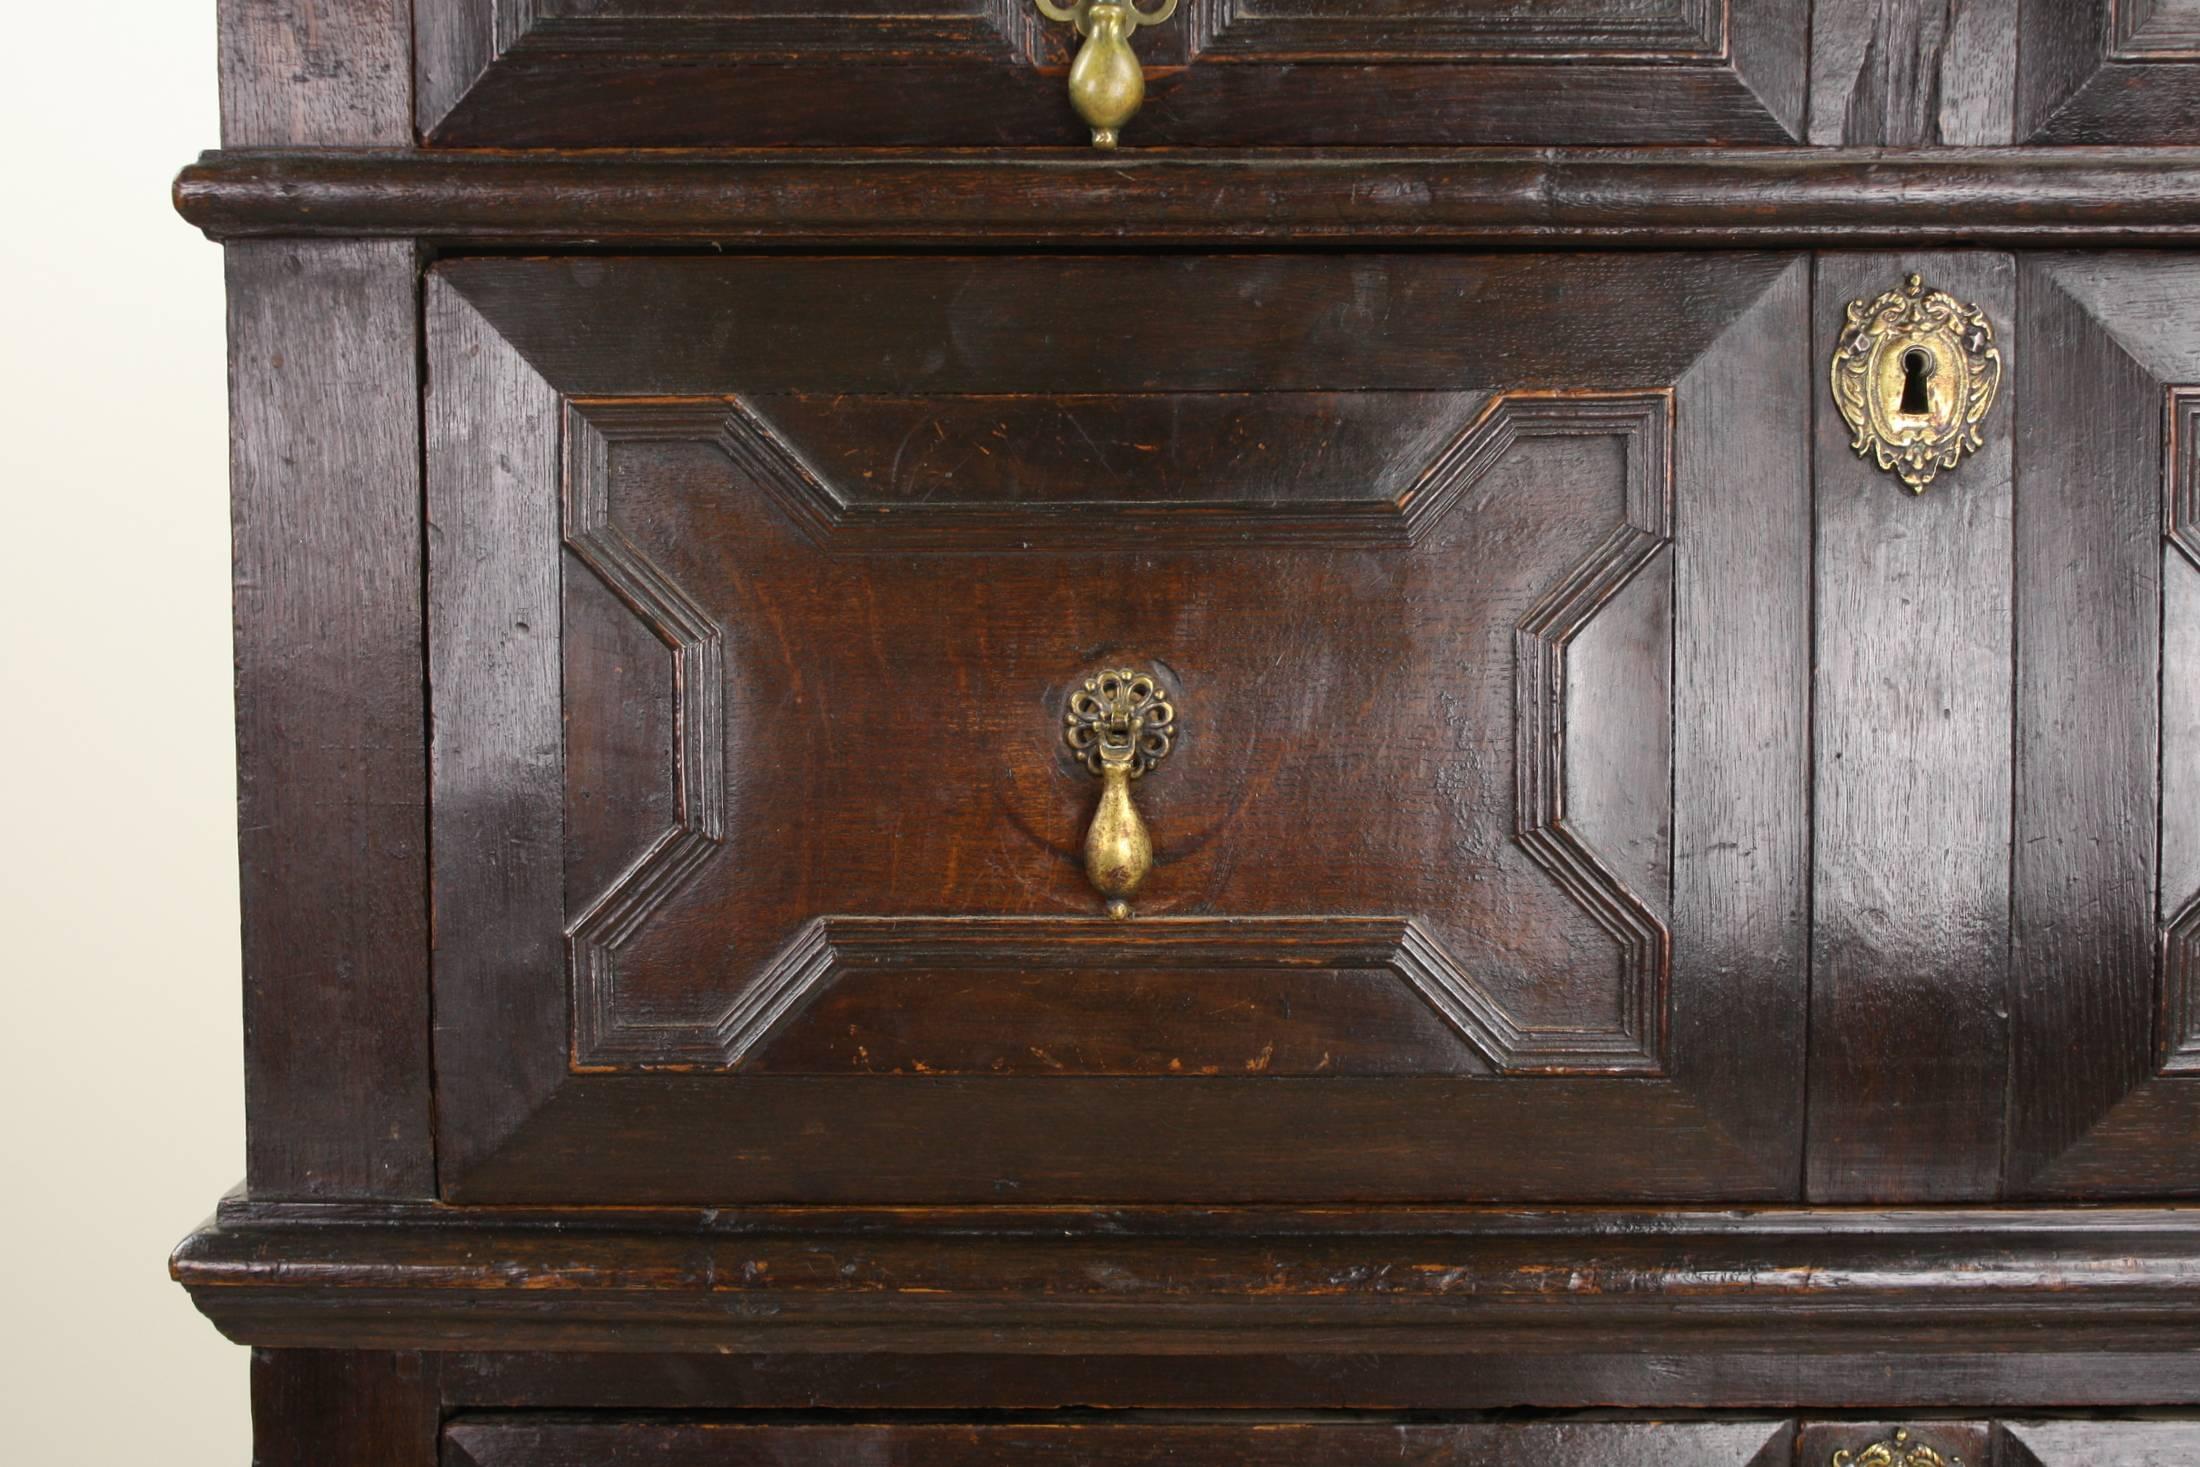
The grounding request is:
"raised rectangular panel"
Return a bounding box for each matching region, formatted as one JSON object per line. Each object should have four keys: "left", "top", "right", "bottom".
{"left": 427, "top": 252, "right": 1809, "bottom": 1204}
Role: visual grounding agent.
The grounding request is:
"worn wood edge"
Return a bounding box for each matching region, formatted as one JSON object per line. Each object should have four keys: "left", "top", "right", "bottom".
{"left": 175, "top": 148, "right": 2200, "bottom": 246}
{"left": 172, "top": 1201, "right": 2200, "bottom": 1354}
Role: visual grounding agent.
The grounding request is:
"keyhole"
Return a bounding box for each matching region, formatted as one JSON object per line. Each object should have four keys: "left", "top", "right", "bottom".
{"left": 1899, "top": 348, "right": 1934, "bottom": 415}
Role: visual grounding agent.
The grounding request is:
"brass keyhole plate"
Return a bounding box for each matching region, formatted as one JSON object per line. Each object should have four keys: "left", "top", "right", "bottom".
{"left": 1831, "top": 273, "right": 2003, "bottom": 493}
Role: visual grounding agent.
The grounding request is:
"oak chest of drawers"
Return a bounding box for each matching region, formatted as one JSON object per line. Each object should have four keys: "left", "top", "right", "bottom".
{"left": 177, "top": 2, "right": 2200, "bottom": 1462}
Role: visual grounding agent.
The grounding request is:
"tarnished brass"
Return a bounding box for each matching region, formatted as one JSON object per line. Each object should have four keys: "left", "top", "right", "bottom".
{"left": 1064, "top": 667, "right": 1177, "bottom": 917}
{"left": 1832, "top": 273, "right": 2003, "bottom": 493}
{"left": 1035, "top": 0, "right": 1178, "bottom": 148}
{"left": 1832, "top": 1429, "right": 1962, "bottom": 1467}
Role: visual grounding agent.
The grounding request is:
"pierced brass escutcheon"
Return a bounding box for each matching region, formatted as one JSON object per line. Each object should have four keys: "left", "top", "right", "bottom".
{"left": 1035, "top": 0, "right": 1178, "bottom": 148}
{"left": 1832, "top": 1428, "right": 1962, "bottom": 1467}
{"left": 1064, "top": 667, "right": 1177, "bottom": 917}
{"left": 1832, "top": 273, "right": 2004, "bottom": 493}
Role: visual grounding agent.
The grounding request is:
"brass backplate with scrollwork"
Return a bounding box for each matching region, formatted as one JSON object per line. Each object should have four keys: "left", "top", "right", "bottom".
{"left": 1831, "top": 273, "right": 2003, "bottom": 493}
{"left": 1064, "top": 667, "right": 1177, "bottom": 917}
{"left": 1832, "top": 1428, "right": 1962, "bottom": 1467}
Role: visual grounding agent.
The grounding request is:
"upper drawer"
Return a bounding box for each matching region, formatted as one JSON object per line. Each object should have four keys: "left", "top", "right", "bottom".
{"left": 425, "top": 251, "right": 1811, "bottom": 1204}
{"left": 412, "top": 2, "right": 2200, "bottom": 148}
{"left": 415, "top": 0, "right": 1809, "bottom": 146}
{"left": 445, "top": 1420, "right": 1801, "bottom": 1467}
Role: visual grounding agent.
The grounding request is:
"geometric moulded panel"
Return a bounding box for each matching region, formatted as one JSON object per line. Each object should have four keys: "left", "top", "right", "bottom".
{"left": 561, "top": 392, "right": 1674, "bottom": 1077}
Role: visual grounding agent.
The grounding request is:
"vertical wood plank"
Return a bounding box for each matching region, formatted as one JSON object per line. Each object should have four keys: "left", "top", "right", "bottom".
{"left": 2006, "top": 259, "right": 2165, "bottom": 1184}
{"left": 251, "top": 1351, "right": 441, "bottom": 1467}
{"left": 1671, "top": 257, "right": 1812, "bottom": 1190}
{"left": 425, "top": 273, "right": 569, "bottom": 1183}
{"left": 1808, "top": 0, "right": 2017, "bottom": 144}
{"left": 1729, "top": 0, "right": 1811, "bottom": 142}
{"left": 416, "top": 0, "right": 498, "bottom": 140}
{"left": 1808, "top": 252, "right": 2015, "bottom": 1202}
{"left": 230, "top": 240, "right": 433, "bottom": 1199}
{"left": 218, "top": 0, "right": 412, "bottom": 147}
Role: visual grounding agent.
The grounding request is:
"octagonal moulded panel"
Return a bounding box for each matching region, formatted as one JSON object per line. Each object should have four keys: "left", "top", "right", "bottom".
{"left": 426, "top": 252, "right": 1810, "bottom": 1204}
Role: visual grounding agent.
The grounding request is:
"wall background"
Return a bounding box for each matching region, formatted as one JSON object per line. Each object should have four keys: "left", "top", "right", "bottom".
{"left": 0, "top": 4, "right": 249, "bottom": 1459}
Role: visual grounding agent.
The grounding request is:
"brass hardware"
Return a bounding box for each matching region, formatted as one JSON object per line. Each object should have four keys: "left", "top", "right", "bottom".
{"left": 1064, "top": 667, "right": 1176, "bottom": 917}
{"left": 1832, "top": 1429, "right": 1962, "bottom": 1467}
{"left": 1832, "top": 273, "right": 2003, "bottom": 493}
{"left": 1035, "top": 0, "right": 1178, "bottom": 148}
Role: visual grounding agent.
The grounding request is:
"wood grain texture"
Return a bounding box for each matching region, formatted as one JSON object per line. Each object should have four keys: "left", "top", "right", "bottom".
{"left": 174, "top": 148, "right": 2200, "bottom": 250}
{"left": 251, "top": 1350, "right": 440, "bottom": 1467}
{"left": 437, "top": 1349, "right": 2200, "bottom": 1413}
{"left": 413, "top": 0, "right": 1804, "bottom": 145}
{"left": 2008, "top": 255, "right": 2200, "bottom": 1198}
{"left": 1669, "top": 255, "right": 1812, "bottom": 1192}
{"left": 425, "top": 275, "right": 567, "bottom": 1192}
{"left": 2166, "top": 390, "right": 2200, "bottom": 1072}
{"left": 229, "top": 240, "right": 433, "bottom": 1200}
{"left": 1807, "top": 252, "right": 2015, "bottom": 1203}
{"left": 2115, "top": 0, "right": 2200, "bottom": 51}
{"left": 425, "top": 251, "right": 1804, "bottom": 1204}
{"left": 1808, "top": 0, "right": 2017, "bottom": 144}
{"left": 553, "top": 392, "right": 1671, "bottom": 1074}
{"left": 2001, "top": 1421, "right": 2200, "bottom": 1466}
{"left": 219, "top": 0, "right": 411, "bottom": 146}
{"left": 172, "top": 1200, "right": 2200, "bottom": 1360}
{"left": 444, "top": 1419, "right": 1795, "bottom": 1467}
{"left": 2019, "top": 0, "right": 2200, "bottom": 141}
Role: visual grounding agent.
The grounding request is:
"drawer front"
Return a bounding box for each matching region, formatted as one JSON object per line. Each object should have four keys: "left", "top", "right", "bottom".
{"left": 409, "top": 3, "right": 2200, "bottom": 150}
{"left": 444, "top": 1419, "right": 2200, "bottom": 1466}
{"left": 444, "top": 1418, "right": 2200, "bottom": 1467}
{"left": 443, "top": 1421, "right": 1799, "bottom": 1467}
{"left": 415, "top": 0, "right": 1807, "bottom": 146}
{"left": 426, "top": 251, "right": 1810, "bottom": 1204}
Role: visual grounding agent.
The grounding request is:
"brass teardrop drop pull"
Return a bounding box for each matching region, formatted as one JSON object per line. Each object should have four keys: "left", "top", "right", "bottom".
{"left": 1034, "top": 0, "right": 1179, "bottom": 148}
{"left": 1063, "top": 667, "right": 1177, "bottom": 917}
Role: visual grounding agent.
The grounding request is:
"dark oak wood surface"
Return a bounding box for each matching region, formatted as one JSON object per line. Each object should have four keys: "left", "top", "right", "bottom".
{"left": 185, "top": 0, "right": 2200, "bottom": 1445}
{"left": 2007, "top": 254, "right": 2200, "bottom": 1199}
{"left": 175, "top": 148, "right": 2200, "bottom": 250}
{"left": 228, "top": 240, "right": 434, "bottom": 1200}
{"left": 218, "top": 0, "right": 410, "bottom": 147}
{"left": 1808, "top": 0, "right": 2016, "bottom": 145}
{"left": 2000, "top": 1421, "right": 2200, "bottom": 1465}
{"left": 175, "top": 1199, "right": 2200, "bottom": 1362}
{"left": 413, "top": 0, "right": 1805, "bottom": 147}
{"left": 251, "top": 1350, "right": 440, "bottom": 1467}
{"left": 443, "top": 1420, "right": 1798, "bottom": 1467}
{"left": 425, "top": 251, "right": 1806, "bottom": 1204}
{"left": 1807, "top": 251, "right": 2015, "bottom": 1204}
{"left": 2019, "top": 0, "right": 2200, "bottom": 142}
{"left": 437, "top": 1351, "right": 2200, "bottom": 1414}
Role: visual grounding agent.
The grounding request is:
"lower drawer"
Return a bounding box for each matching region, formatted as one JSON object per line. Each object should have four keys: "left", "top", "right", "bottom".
{"left": 442, "top": 1419, "right": 2200, "bottom": 1467}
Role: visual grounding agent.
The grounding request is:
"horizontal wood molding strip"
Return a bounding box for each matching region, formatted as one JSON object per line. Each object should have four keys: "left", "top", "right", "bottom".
{"left": 175, "top": 1201, "right": 2200, "bottom": 1357}
{"left": 177, "top": 148, "right": 2200, "bottom": 247}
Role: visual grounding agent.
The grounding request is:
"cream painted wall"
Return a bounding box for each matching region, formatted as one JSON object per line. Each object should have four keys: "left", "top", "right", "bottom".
{"left": 0, "top": 4, "right": 251, "bottom": 1459}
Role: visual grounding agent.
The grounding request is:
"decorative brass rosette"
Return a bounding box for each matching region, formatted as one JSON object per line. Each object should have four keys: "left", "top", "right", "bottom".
{"left": 1064, "top": 667, "right": 1176, "bottom": 777}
